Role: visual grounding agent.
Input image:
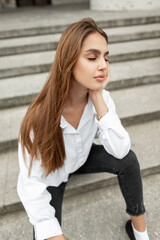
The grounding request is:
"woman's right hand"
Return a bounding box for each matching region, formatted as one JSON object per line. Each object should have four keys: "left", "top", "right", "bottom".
{"left": 47, "top": 234, "right": 69, "bottom": 240}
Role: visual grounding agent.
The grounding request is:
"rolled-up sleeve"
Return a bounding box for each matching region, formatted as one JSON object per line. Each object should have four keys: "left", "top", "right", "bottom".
{"left": 17, "top": 142, "right": 63, "bottom": 240}
{"left": 95, "top": 90, "right": 131, "bottom": 159}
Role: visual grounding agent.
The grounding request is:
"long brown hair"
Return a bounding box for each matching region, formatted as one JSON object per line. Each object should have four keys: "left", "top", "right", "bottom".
{"left": 19, "top": 18, "right": 108, "bottom": 176}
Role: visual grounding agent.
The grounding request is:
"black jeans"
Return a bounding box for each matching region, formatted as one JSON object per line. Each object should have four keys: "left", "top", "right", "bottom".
{"left": 33, "top": 144, "right": 146, "bottom": 239}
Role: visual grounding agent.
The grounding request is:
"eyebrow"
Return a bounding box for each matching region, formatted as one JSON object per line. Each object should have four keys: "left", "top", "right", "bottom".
{"left": 85, "top": 49, "right": 109, "bottom": 56}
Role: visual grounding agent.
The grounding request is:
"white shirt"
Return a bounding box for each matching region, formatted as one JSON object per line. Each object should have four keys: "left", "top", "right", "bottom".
{"left": 17, "top": 89, "right": 131, "bottom": 240}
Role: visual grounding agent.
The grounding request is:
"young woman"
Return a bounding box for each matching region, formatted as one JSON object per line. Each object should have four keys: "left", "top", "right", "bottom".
{"left": 17, "top": 18, "right": 149, "bottom": 240}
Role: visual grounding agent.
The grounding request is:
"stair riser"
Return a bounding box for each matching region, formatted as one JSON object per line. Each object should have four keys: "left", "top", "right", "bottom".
{"left": 0, "top": 140, "right": 17, "bottom": 154}
{"left": 0, "top": 16, "right": 160, "bottom": 40}
{"left": 0, "top": 42, "right": 58, "bottom": 57}
{"left": 1, "top": 76, "right": 160, "bottom": 109}
{"left": 121, "top": 111, "right": 160, "bottom": 127}
{"left": 0, "top": 94, "right": 36, "bottom": 109}
{"left": 109, "top": 30, "right": 160, "bottom": 44}
{"left": 0, "top": 64, "right": 50, "bottom": 80}
{"left": 1, "top": 50, "right": 160, "bottom": 79}
{"left": 1, "top": 31, "right": 160, "bottom": 57}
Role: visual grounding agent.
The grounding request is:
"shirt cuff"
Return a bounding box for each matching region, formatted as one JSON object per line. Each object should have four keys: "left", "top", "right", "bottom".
{"left": 34, "top": 218, "right": 63, "bottom": 240}
{"left": 95, "top": 110, "right": 126, "bottom": 139}
{"left": 95, "top": 110, "right": 119, "bottom": 129}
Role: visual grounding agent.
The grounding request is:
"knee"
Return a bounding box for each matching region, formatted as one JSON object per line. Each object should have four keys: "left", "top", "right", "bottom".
{"left": 123, "top": 150, "right": 140, "bottom": 172}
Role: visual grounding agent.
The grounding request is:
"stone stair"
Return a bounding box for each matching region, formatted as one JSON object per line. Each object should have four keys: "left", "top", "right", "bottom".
{"left": 1, "top": 23, "right": 160, "bottom": 56}
{"left": 0, "top": 5, "right": 160, "bottom": 239}
{"left": 0, "top": 38, "right": 160, "bottom": 79}
{"left": 1, "top": 57, "right": 160, "bottom": 109}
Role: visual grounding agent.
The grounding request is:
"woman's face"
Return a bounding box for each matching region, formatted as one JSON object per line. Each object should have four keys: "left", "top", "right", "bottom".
{"left": 71, "top": 32, "right": 109, "bottom": 91}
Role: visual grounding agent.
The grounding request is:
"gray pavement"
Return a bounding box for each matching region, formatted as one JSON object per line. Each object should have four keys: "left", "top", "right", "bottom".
{"left": 0, "top": 173, "right": 159, "bottom": 240}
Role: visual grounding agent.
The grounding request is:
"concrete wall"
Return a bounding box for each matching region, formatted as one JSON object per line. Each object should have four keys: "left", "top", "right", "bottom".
{"left": 90, "top": 0, "right": 160, "bottom": 10}
{"left": 51, "top": 0, "right": 88, "bottom": 5}
{"left": 0, "top": 0, "right": 89, "bottom": 8}
{"left": 1, "top": 0, "right": 159, "bottom": 9}
{"left": 0, "top": 0, "right": 16, "bottom": 8}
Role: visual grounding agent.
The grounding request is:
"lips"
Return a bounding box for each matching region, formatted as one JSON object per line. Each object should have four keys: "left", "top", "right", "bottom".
{"left": 94, "top": 74, "right": 105, "bottom": 82}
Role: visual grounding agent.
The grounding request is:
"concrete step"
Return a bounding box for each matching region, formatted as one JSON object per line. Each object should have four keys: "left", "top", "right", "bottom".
{"left": 0, "top": 7, "right": 160, "bottom": 39}
{"left": 0, "top": 83, "right": 160, "bottom": 153}
{"left": 106, "top": 23, "right": 160, "bottom": 43}
{"left": 1, "top": 23, "right": 160, "bottom": 56}
{"left": 0, "top": 57, "right": 160, "bottom": 109}
{"left": 0, "top": 33, "right": 60, "bottom": 57}
{"left": 0, "top": 173, "right": 160, "bottom": 239}
{"left": 0, "top": 119, "right": 159, "bottom": 216}
{"left": 0, "top": 38, "right": 160, "bottom": 79}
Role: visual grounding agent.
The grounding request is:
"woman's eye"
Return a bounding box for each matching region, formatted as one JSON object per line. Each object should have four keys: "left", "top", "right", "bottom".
{"left": 88, "top": 58, "right": 96, "bottom": 61}
{"left": 88, "top": 58, "right": 109, "bottom": 62}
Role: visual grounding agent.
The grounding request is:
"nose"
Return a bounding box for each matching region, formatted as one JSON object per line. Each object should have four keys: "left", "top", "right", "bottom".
{"left": 97, "top": 57, "right": 108, "bottom": 71}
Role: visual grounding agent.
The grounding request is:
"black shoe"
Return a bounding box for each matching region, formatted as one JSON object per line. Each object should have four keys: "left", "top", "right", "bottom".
{"left": 125, "top": 220, "right": 136, "bottom": 240}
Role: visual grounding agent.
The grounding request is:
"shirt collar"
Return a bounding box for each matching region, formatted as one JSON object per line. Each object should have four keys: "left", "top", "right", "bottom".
{"left": 60, "top": 96, "right": 94, "bottom": 132}
{"left": 60, "top": 116, "right": 68, "bottom": 129}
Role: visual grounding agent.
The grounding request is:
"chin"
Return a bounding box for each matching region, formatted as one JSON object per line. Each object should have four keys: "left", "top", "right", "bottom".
{"left": 91, "top": 86, "right": 103, "bottom": 91}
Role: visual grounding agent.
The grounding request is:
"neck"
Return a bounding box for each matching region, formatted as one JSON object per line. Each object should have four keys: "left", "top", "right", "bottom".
{"left": 65, "top": 80, "right": 88, "bottom": 108}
